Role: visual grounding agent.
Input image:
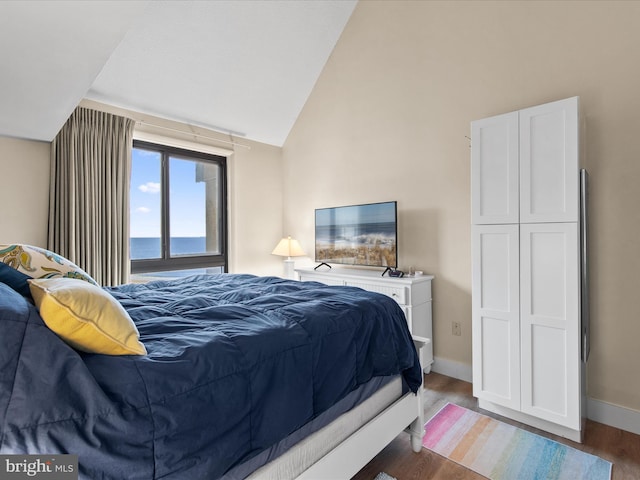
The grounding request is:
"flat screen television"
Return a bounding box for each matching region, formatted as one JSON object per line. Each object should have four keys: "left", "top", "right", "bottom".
{"left": 315, "top": 201, "right": 397, "bottom": 269}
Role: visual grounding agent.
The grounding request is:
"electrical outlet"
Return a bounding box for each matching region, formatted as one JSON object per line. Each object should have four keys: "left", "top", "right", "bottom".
{"left": 452, "top": 321, "right": 461, "bottom": 336}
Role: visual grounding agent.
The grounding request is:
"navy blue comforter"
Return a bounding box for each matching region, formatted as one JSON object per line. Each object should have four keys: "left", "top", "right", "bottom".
{"left": 0, "top": 274, "right": 421, "bottom": 479}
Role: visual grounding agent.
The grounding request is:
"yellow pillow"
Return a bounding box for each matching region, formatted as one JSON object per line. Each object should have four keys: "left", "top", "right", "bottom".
{"left": 29, "top": 278, "right": 146, "bottom": 356}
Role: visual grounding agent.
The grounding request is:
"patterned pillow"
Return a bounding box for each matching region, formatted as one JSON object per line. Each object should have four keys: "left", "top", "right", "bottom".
{"left": 0, "top": 244, "right": 98, "bottom": 288}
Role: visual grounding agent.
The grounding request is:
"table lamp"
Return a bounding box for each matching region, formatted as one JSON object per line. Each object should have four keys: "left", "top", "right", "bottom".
{"left": 271, "top": 236, "right": 306, "bottom": 279}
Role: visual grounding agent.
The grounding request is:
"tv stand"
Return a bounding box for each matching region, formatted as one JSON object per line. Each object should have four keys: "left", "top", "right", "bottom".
{"left": 295, "top": 267, "right": 434, "bottom": 373}
{"left": 314, "top": 262, "right": 332, "bottom": 270}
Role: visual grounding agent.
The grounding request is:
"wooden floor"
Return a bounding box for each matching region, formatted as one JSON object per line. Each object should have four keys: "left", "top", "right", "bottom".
{"left": 352, "top": 372, "right": 640, "bottom": 479}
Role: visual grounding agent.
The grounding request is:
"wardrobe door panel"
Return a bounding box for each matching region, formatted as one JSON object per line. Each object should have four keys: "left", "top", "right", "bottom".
{"left": 472, "top": 225, "right": 520, "bottom": 409}
{"left": 520, "top": 97, "right": 579, "bottom": 223}
{"left": 520, "top": 222, "right": 581, "bottom": 429}
{"left": 471, "top": 112, "right": 519, "bottom": 225}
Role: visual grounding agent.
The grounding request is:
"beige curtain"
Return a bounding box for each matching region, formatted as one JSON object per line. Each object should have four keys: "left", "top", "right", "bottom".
{"left": 49, "top": 107, "right": 135, "bottom": 286}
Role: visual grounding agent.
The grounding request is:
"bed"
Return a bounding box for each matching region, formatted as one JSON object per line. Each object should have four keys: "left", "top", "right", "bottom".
{"left": 0, "top": 272, "right": 425, "bottom": 479}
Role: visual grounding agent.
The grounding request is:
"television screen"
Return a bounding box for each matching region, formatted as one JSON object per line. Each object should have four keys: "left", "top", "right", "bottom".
{"left": 315, "top": 201, "right": 397, "bottom": 268}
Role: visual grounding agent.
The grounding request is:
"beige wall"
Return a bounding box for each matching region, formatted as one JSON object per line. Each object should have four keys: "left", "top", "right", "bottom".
{"left": 283, "top": 1, "right": 640, "bottom": 411}
{"left": 0, "top": 137, "right": 50, "bottom": 246}
{"left": 227, "top": 135, "right": 284, "bottom": 276}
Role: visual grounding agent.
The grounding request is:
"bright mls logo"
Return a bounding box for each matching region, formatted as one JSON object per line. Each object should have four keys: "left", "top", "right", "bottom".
{"left": 0, "top": 455, "right": 77, "bottom": 479}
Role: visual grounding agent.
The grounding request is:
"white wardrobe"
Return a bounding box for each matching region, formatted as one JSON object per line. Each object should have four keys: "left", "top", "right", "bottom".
{"left": 471, "top": 96, "right": 586, "bottom": 442}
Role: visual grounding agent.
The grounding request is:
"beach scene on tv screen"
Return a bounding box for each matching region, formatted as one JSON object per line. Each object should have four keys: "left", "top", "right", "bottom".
{"left": 315, "top": 202, "right": 397, "bottom": 267}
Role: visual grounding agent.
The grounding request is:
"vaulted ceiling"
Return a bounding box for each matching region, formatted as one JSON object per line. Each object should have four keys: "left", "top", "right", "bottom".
{"left": 0, "top": 0, "right": 356, "bottom": 146}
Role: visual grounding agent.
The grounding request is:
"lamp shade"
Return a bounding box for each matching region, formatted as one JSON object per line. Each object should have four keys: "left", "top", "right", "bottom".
{"left": 271, "top": 236, "right": 306, "bottom": 258}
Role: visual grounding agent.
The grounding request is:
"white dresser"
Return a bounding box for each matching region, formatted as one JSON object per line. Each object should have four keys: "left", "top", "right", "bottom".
{"left": 295, "top": 267, "right": 434, "bottom": 373}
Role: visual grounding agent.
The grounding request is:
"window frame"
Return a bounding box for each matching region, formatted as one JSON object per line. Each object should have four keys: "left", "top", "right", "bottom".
{"left": 130, "top": 140, "right": 228, "bottom": 274}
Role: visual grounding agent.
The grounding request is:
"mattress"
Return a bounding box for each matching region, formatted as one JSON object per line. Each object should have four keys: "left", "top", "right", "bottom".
{"left": 224, "top": 376, "right": 402, "bottom": 479}
{"left": 242, "top": 377, "right": 402, "bottom": 480}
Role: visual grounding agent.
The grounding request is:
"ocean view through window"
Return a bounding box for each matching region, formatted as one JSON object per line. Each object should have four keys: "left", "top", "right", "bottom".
{"left": 130, "top": 140, "right": 227, "bottom": 278}
{"left": 130, "top": 237, "right": 208, "bottom": 260}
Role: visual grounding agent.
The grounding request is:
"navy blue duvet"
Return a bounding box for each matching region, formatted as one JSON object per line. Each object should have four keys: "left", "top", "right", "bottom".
{"left": 0, "top": 274, "right": 421, "bottom": 479}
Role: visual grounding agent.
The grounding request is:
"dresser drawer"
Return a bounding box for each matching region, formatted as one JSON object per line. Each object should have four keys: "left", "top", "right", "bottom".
{"left": 298, "top": 273, "right": 343, "bottom": 286}
{"left": 344, "top": 280, "right": 407, "bottom": 305}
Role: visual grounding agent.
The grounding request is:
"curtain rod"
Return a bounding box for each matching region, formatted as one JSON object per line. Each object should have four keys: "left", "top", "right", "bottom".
{"left": 135, "top": 121, "right": 251, "bottom": 150}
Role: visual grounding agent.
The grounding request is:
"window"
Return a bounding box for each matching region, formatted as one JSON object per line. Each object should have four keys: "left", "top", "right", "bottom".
{"left": 130, "top": 140, "right": 227, "bottom": 277}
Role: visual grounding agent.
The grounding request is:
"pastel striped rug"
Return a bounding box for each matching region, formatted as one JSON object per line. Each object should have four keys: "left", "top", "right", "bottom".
{"left": 423, "top": 403, "right": 612, "bottom": 480}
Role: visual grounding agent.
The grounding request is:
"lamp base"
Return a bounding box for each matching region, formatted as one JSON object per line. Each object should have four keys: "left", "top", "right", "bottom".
{"left": 283, "top": 258, "right": 296, "bottom": 280}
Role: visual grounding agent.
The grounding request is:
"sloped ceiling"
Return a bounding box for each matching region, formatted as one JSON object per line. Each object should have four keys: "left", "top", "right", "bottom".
{"left": 0, "top": 0, "right": 356, "bottom": 146}
{"left": 0, "top": 1, "right": 149, "bottom": 142}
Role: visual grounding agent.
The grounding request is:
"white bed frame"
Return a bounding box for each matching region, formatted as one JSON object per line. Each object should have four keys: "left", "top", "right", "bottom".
{"left": 296, "top": 337, "right": 427, "bottom": 479}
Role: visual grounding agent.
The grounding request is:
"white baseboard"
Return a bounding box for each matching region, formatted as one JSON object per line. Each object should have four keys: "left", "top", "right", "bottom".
{"left": 431, "top": 356, "right": 473, "bottom": 383}
{"left": 587, "top": 397, "right": 640, "bottom": 436}
{"left": 432, "top": 358, "right": 640, "bottom": 437}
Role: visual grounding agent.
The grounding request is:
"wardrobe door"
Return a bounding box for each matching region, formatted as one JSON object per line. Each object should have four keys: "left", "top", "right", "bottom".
{"left": 519, "top": 97, "right": 579, "bottom": 223}
{"left": 520, "top": 222, "right": 581, "bottom": 430}
{"left": 472, "top": 224, "right": 520, "bottom": 409}
{"left": 471, "top": 112, "right": 519, "bottom": 225}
